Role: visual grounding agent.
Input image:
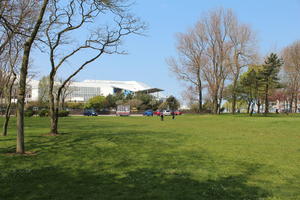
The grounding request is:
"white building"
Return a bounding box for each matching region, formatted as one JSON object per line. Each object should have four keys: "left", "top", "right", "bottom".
{"left": 27, "top": 79, "right": 163, "bottom": 102}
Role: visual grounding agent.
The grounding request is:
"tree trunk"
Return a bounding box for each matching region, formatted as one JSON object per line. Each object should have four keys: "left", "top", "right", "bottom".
{"left": 250, "top": 103, "right": 254, "bottom": 116}
{"left": 16, "top": 0, "right": 49, "bottom": 153}
{"left": 257, "top": 99, "right": 261, "bottom": 114}
{"left": 213, "top": 94, "right": 218, "bottom": 114}
{"left": 49, "top": 73, "right": 59, "bottom": 135}
{"left": 264, "top": 83, "right": 269, "bottom": 115}
{"left": 2, "top": 76, "right": 16, "bottom": 136}
{"left": 294, "top": 95, "right": 298, "bottom": 113}
{"left": 289, "top": 94, "right": 294, "bottom": 113}
{"left": 16, "top": 43, "right": 30, "bottom": 153}
{"left": 197, "top": 83, "right": 202, "bottom": 112}
{"left": 231, "top": 77, "right": 238, "bottom": 114}
{"left": 247, "top": 101, "right": 251, "bottom": 114}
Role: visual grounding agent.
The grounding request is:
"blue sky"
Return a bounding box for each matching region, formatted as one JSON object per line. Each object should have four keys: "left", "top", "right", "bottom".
{"left": 33, "top": 0, "right": 300, "bottom": 101}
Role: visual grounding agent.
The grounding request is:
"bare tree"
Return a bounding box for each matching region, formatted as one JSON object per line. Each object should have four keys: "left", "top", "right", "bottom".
{"left": 201, "top": 8, "right": 233, "bottom": 114}
{"left": 58, "top": 78, "right": 75, "bottom": 110}
{"left": 0, "top": 0, "right": 39, "bottom": 54}
{"left": 167, "top": 22, "right": 208, "bottom": 112}
{"left": 282, "top": 41, "right": 300, "bottom": 113}
{"left": 228, "top": 18, "right": 257, "bottom": 114}
{"left": 16, "top": 0, "right": 49, "bottom": 153}
{"left": 43, "top": 0, "right": 145, "bottom": 134}
{"left": 2, "top": 41, "right": 20, "bottom": 136}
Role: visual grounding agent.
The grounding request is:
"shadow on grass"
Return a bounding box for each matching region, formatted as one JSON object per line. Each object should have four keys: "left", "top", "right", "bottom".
{"left": 0, "top": 165, "right": 271, "bottom": 200}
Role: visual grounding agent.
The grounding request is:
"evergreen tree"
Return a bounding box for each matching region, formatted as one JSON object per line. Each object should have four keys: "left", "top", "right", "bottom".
{"left": 260, "top": 53, "right": 283, "bottom": 114}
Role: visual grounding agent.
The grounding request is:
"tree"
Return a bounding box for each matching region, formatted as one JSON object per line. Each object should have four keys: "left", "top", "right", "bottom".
{"left": 282, "top": 41, "right": 300, "bottom": 113}
{"left": 199, "top": 8, "right": 234, "bottom": 114}
{"left": 227, "top": 17, "right": 257, "bottom": 114}
{"left": 16, "top": 0, "right": 49, "bottom": 153}
{"left": 85, "top": 96, "right": 106, "bottom": 111}
{"left": 2, "top": 41, "right": 20, "bottom": 136}
{"left": 43, "top": 0, "right": 145, "bottom": 135}
{"left": 167, "top": 21, "right": 208, "bottom": 112}
{"left": 260, "top": 53, "right": 283, "bottom": 115}
{"left": 239, "top": 66, "right": 264, "bottom": 115}
{"left": 166, "top": 96, "right": 180, "bottom": 110}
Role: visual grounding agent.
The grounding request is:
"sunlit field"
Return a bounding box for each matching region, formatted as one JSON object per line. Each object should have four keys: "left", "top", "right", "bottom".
{"left": 1, "top": 114, "right": 300, "bottom": 200}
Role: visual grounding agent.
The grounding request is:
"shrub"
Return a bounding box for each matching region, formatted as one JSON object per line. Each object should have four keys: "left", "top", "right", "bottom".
{"left": 58, "top": 110, "right": 69, "bottom": 117}
{"left": 38, "top": 109, "right": 49, "bottom": 117}
{"left": 24, "top": 110, "right": 34, "bottom": 117}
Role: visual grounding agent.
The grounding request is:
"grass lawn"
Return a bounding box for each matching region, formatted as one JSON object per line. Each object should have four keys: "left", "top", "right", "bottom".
{"left": 0, "top": 114, "right": 300, "bottom": 200}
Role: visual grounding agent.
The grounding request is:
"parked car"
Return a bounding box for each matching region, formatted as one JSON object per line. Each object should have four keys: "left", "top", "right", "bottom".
{"left": 163, "top": 110, "right": 171, "bottom": 116}
{"left": 143, "top": 110, "right": 153, "bottom": 116}
{"left": 174, "top": 110, "right": 182, "bottom": 115}
{"left": 83, "top": 109, "right": 98, "bottom": 116}
{"left": 154, "top": 110, "right": 161, "bottom": 116}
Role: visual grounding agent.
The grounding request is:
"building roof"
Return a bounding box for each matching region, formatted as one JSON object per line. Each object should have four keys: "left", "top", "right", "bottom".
{"left": 29, "top": 79, "right": 163, "bottom": 93}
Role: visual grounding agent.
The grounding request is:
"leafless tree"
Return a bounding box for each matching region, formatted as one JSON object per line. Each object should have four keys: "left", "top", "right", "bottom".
{"left": 43, "top": 0, "right": 145, "bottom": 134}
{"left": 2, "top": 41, "right": 20, "bottom": 136}
{"left": 58, "top": 78, "right": 75, "bottom": 110}
{"left": 16, "top": 0, "right": 49, "bottom": 154}
{"left": 228, "top": 18, "right": 257, "bottom": 114}
{"left": 167, "top": 22, "right": 208, "bottom": 112}
{"left": 282, "top": 41, "right": 300, "bottom": 112}
{"left": 201, "top": 8, "right": 233, "bottom": 114}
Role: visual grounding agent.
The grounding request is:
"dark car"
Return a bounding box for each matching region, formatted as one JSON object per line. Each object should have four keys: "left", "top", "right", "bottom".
{"left": 83, "top": 109, "right": 98, "bottom": 116}
{"left": 143, "top": 110, "right": 153, "bottom": 116}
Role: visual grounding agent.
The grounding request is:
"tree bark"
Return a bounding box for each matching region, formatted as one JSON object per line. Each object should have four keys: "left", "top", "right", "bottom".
{"left": 289, "top": 94, "right": 294, "bottom": 113}
{"left": 197, "top": 83, "right": 202, "bottom": 112}
{"left": 231, "top": 72, "right": 239, "bottom": 115}
{"left": 247, "top": 101, "right": 251, "bottom": 114}
{"left": 16, "top": 0, "right": 49, "bottom": 153}
{"left": 49, "top": 71, "right": 59, "bottom": 135}
{"left": 257, "top": 99, "right": 261, "bottom": 114}
{"left": 294, "top": 95, "right": 298, "bottom": 113}
{"left": 2, "top": 75, "right": 16, "bottom": 136}
{"left": 264, "top": 83, "right": 269, "bottom": 115}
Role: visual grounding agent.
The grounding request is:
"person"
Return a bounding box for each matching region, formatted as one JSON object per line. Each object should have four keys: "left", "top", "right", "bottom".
{"left": 160, "top": 111, "right": 164, "bottom": 121}
{"left": 171, "top": 111, "right": 175, "bottom": 119}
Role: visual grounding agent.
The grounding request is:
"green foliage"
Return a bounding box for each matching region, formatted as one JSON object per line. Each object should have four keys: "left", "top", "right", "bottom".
{"left": 24, "top": 110, "right": 34, "bottom": 117}
{"left": 158, "top": 101, "right": 168, "bottom": 110}
{"left": 58, "top": 110, "right": 69, "bottom": 117}
{"left": 166, "top": 96, "right": 180, "bottom": 110}
{"left": 261, "top": 53, "right": 283, "bottom": 87}
{"left": 85, "top": 96, "right": 106, "bottom": 111}
{"left": 65, "top": 102, "right": 84, "bottom": 109}
{"left": 38, "top": 109, "right": 49, "bottom": 117}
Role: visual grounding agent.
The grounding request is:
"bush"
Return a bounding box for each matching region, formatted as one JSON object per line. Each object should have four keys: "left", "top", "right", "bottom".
{"left": 24, "top": 110, "right": 34, "bottom": 117}
{"left": 38, "top": 109, "right": 49, "bottom": 117}
{"left": 58, "top": 110, "right": 69, "bottom": 117}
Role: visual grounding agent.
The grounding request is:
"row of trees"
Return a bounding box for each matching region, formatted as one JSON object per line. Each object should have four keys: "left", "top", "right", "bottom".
{"left": 169, "top": 8, "right": 299, "bottom": 115}
{"left": 85, "top": 94, "right": 180, "bottom": 112}
{"left": 0, "top": 0, "right": 145, "bottom": 154}
{"left": 168, "top": 8, "right": 257, "bottom": 114}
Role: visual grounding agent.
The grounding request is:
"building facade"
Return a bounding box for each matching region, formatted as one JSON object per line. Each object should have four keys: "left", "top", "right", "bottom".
{"left": 27, "top": 79, "right": 163, "bottom": 102}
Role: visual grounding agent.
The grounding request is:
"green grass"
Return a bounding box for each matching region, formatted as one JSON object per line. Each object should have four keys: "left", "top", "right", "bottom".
{"left": 0, "top": 114, "right": 300, "bottom": 200}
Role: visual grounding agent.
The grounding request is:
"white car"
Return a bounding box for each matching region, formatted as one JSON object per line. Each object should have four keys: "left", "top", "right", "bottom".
{"left": 163, "top": 110, "right": 171, "bottom": 116}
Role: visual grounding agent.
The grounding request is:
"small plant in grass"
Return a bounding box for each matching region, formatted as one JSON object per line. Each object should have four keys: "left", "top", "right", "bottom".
{"left": 24, "top": 110, "right": 34, "bottom": 117}
{"left": 58, "top": 110, "right": 69, "bottom": 117}
{"left": 38, "top": 109, "right": 49, "bottom": 117}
